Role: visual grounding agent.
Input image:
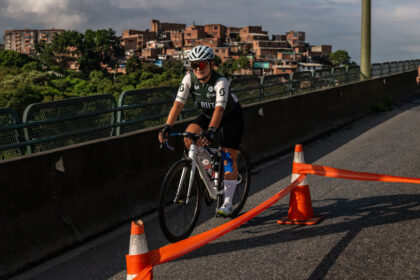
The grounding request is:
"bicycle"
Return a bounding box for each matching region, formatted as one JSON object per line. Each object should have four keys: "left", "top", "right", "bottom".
{"left": 159, "top": 132, "right": 251, "bottom": 242}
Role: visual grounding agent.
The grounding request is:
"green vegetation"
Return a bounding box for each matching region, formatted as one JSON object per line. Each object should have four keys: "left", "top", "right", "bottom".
{"left": 0, "top": 29, "right": 255, "bottom": 114}
{"left": 329, "top": 50, "right": 352, "bottom": 67}
{"left": 0, "top": 29, "right": 185, "bottom": 114}
{"left": 217, "top": 56, "right": 251, "bottom": 76}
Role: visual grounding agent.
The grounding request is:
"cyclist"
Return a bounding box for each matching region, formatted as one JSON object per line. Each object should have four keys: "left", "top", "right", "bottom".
{"left": 158, "top": 45, "right": 244, "bottom": 217}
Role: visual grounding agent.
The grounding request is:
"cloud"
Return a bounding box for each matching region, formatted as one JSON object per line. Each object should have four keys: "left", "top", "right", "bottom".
{"left": 1, "top": 0, "right": 87, "bottom": 29}
{"left": 0, "top": 0, "right": 419, "bottom": 62}
{"left": 110, "top": 0, "right": 189, "bottom": 9}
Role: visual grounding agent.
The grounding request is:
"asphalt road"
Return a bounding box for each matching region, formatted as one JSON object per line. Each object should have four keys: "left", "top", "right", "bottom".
{"left": 12, "top": 94, "right": 420, "bottom": 280}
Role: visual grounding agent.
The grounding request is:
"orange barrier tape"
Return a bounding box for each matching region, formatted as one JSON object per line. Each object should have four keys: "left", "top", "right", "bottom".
{"left": 128, "top": 174, "right": 307, "bottom": 280}
{"left": 293, "top": 162, "right": 420, "bottom": 184}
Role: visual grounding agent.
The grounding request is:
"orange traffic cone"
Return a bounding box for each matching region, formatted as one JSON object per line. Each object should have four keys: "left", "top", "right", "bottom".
{"left": 126, "top": 220, "right": 152, "bottom": 280}
{"left": 277, "top": 144, "right": 322, "bottom": 225}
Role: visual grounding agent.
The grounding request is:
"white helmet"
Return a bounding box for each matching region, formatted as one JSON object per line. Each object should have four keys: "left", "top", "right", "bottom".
{"left": 188, "top": 45, "right": 215, "bottom": 61}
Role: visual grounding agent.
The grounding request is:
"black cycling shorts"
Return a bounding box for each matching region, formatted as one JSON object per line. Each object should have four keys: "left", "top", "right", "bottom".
{"left": 191, "top": 104, "right": 244, "bottom": 150}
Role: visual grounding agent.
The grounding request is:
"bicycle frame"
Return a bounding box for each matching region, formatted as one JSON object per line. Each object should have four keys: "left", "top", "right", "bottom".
{"left": 178, "top": 143, "right": 224, "bottom": 204}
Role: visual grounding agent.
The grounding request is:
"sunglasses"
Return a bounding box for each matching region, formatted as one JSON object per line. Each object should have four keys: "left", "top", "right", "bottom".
{"left": 191, "top": 61, "right": 208, "bottom": 71}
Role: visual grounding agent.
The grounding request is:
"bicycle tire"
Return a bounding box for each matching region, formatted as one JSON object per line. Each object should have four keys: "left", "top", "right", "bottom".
{"left": 159, "top": 159, "right": 202, "bottom": 242}
{"left": 217, "top": 144, "right": 251, "bottom": 216}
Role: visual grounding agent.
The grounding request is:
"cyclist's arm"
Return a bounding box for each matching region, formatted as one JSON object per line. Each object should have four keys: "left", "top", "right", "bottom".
{"left": 165, "top": 73, "right": 191, "bottom": 125}
{"left": 209, "top": 77, "right": 229, "bottom": 129}
{"left": 209, "top": 106, "right": 224, "bottom": 129}
{"left": 165, "top": 101, "right": 184, "bottom": 125}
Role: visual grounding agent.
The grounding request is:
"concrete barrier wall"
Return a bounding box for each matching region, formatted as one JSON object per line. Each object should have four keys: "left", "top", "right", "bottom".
{"left": 0, "top": 70, "right": 418, "bottom": 279}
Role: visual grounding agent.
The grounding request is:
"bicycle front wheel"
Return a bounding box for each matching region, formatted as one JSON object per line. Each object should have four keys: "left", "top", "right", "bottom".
{"left": 159, "top": 159, "right": 202, "bottom": 242}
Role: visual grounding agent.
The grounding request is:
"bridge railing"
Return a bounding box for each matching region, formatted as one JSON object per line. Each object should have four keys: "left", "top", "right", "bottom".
{"left": 261, "top": 74, "right": 291, "bottom": 101}
{"left": 1, "top": 59, "right": 419, "bottom": 160}
{"left": 116, "top": 87, "right": 177, "bottom": 135}
{"left": 0, "top": 108, "right": 23, "bottom": 160}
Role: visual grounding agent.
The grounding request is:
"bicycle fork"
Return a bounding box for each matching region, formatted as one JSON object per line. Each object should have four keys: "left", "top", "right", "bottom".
{"left": 175, "top": 145, "right": 198, "bottom": 204}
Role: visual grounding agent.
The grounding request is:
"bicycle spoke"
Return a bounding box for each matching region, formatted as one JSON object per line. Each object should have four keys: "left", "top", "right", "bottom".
{"left": 159, "top": 159, "right": 201, "bottom": 242}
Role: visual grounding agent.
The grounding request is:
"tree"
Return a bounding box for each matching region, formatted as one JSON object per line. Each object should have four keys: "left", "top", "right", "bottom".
{"left": 35, "top": 29, "right": 124, "bottom": 77}
{"left": 0, "top": 50, "right": 35, "bottom": 68}
{"left": 233, "top": 56, "right": 251, "bottom": 71}
{"left": 218, "top": 60, "right": 234, "bottom": 77}
{"left": 162, "top": 60, "right": 185, "bottom": 78}
{"left": 34, "top": 31, "right": 83, "bottom": 73}
{"left": 126, "top": 55, "right": 142, "bottom": 74}
{"left": 0, "top": 70, "right": 54, "bottom": 113}
{"left": 329, "top": 50, "right": 351, "bottom": 67}
{"left": 214, "top": 55, "right": 222, "bottom": 67}
{"left": 78, "top": 29, "right": 124, "bottom": 76}
{"left": 142, "top": 63, "right": 162, "bottom": 75}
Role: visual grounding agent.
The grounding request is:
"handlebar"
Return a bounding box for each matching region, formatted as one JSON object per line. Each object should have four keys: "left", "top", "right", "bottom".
{"left": 160, "top": 132, "right": 218, "bottom": 155}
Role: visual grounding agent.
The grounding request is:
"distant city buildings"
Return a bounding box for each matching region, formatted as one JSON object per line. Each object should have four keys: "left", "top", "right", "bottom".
{"left": 120, "top": 20, "right": 332, "bottom": 75}
{"left": 2, "top": 19, "right": 333, "bottom": 75}
{"left": 3, "top": 28, "right": 64, "bottom": 55}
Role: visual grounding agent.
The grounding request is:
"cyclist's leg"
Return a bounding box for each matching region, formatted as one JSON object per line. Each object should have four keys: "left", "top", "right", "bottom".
{"left": 216, "top": 106, "right": 244, "bottom": 216}
{"left": 222, "top": 148, "right": 238, "bottom": 180}
{"left": 184, "top": 114, "right": 210, "bottom": 148}
{"left": 220, "top": 104, "right": 244, "bottom": 181}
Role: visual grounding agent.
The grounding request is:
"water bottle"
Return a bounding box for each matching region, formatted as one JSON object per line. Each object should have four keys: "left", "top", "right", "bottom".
{"left": 202, "top": 158, "right": 213, "bottom": 177}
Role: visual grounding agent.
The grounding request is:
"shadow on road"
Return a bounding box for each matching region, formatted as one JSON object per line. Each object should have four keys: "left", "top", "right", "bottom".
{"left": 176, "top": 193, "right": 420, "bottom": 279}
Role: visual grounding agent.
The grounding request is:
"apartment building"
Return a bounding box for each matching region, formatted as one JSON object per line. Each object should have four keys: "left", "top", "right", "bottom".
{"left": 308, "top": 45, "right": 332, "bottom": 57}
{"left": 204, "top": 24, "right": 227, "bottom": 41}
{"left": 226, "top": 27, "right": 241, "bottom": 42}
{"left": 229, "top": 42, "right": 253, "bottom": 55}
{"left": 240, "top": 26, "right": 268, "bottom": 42}
{"left": 3, "top": 28, "right": 63, "bottom": 55}
{"left": 253, "top": 40, "right": 289, "bottom": 49}
{"left": 286, "top": 30, "right": 305, "bottom": 47}
{"left": 146, "top": 40, "right": 172, "bottom": 49}
{"left": 272, "top": 34, "right": 287, "bottom": 41}
{"left": 214, "top": 47, "right": 231, "bottom": 62}
{"left": 277, "top": 51, "right": 303, "bottom": 61}
{"left": 0, "top": 44, "right": 4, "bottom": 50}
{"left": 298, "top": 62, "right": 329, "bottom": 71}
{"left": 184, "top": 25, "right": 205, "bottom": 47}
{"left": 150, "top": 19, "right": 186, "bottom": 36}
{"left": 121, "top": 29, "right": 156, "bottom": 52}
{"left": 272, "top": 61, "right": 298, "bottom": 75}
{"left": 195, "top": 38, "right": 221, "bottom": 49}
{"left": 142, "top": 47, "right": 163, "bottom": 59}
{"left": 169, "top": 30, "right": 184, "bottom": 48}
{"left": 253, "top": 40, "right": 291, "bottom": 59}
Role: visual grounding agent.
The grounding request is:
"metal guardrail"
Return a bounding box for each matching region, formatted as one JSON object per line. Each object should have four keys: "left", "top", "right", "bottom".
{"left": 116, "top": 87, "right": 177, "bottom": 135}
{"left": 1, "top": 59, "right": 419, "bottom": 160}
{"left": 261, "top": 74, "right": 291, "bottom": 101}
{"left": 22, "top": 95, "right": 116, "bottom": 154}
{"left": 0, "top": 108, "right": 22, "bottom": 160}
{"left": 230, "top": 77, "right": 262, "bottom": 104}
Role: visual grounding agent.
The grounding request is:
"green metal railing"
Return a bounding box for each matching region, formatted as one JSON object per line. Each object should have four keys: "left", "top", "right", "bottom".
{"left": 261, "top": 74, "right": 291, "bottom": 101}
{"left": 230, "top": 77, "right": 262, "bottom": 104}
{"left": 22, "top": 95, "right": 116, "bottom": 153}
{"left": 0, "top": 108, "right": 22, "bottom": 160}
{"left": 1, "top": 59, "right": 419, "bottom": 160}
{"left": 116, "top": 87, "right": 177, "bottom": 135}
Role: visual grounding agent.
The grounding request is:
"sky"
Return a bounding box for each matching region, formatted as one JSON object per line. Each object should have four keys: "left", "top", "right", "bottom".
{"left": 1, "top": 0, "right": 419, "bottom": 64}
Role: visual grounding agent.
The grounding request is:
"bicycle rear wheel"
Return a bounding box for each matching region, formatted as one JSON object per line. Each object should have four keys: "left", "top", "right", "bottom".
{"left": 159, "top": 159, "right": 202, "bottom": 242}
{"left": 217, "top": 145, "right": 251, "bottom": 216}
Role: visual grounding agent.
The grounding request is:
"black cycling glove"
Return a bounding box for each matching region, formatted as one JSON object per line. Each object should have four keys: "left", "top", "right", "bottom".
{"left": 201, "top": 127, "right": 217, "bottom": 143}
{"left": 160, "top": 124, "right": 172, "bottom": 142}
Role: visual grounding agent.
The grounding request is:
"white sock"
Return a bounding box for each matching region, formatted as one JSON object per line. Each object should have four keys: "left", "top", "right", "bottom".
{"left": 223, "top": 180, "right": 238, "bottom": 207}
